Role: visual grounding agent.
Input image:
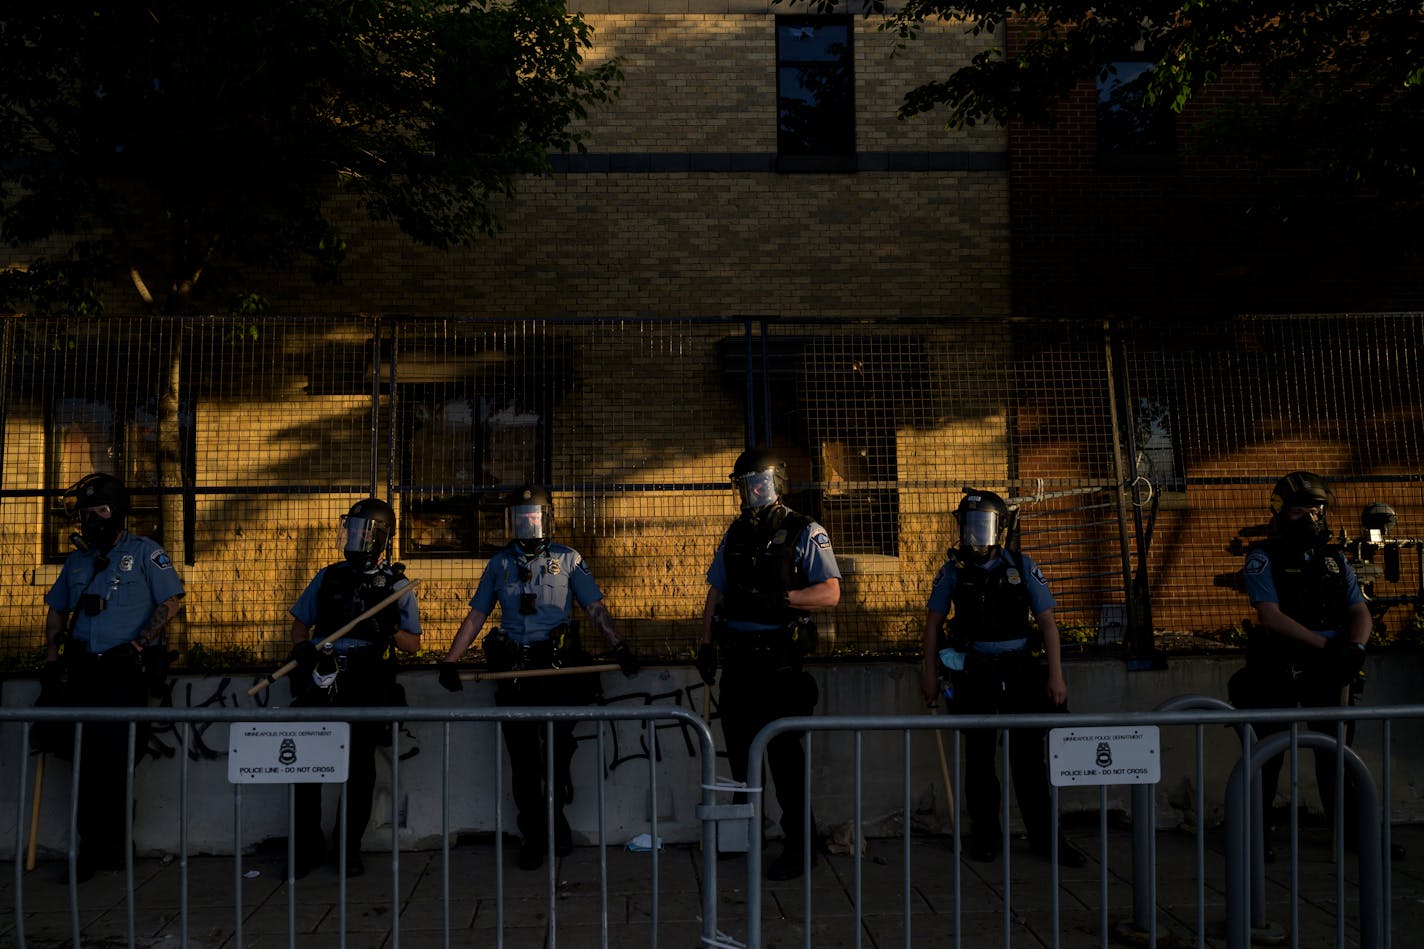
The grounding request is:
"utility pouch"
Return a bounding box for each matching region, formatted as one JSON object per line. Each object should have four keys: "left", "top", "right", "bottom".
{"left": 789, "top": 617, "right": 818, "bottom": 657}
{"left": 483, "top": 630, "right": 521, "bottom": 672}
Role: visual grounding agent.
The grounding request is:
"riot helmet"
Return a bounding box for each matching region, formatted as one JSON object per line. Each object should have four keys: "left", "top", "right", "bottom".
{"left": 65, "top": 472, "right": 129, "bottom": 551}
{"left": 506, "top": 485, "right": 554, "bottom": 556}
{"left": 955, "top": 489, "right": 1010, "bottom": 563}
{"left": 731, "top": 448, "right": 787, "bottom": 513}
{"left": 1268, "top": 471, "right": 1333, "bottom": 548}
{"left": 341, "top": 497, "right": 394, "bottom": 569}
{"left": 1361, "top": 502, "right": 1397, "bottom": 542}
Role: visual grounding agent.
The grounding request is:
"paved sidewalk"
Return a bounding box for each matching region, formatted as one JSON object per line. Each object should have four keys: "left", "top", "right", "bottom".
{"left": 5, "top": 823, "right": 1422, "bottom": 948}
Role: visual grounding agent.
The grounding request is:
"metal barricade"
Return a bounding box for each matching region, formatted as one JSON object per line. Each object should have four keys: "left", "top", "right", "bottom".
{"left": 4, "top": 704, "right": 719, "bottom": 949}
{"left": 740, "top": 705, "right": 1423, "bottom": 949}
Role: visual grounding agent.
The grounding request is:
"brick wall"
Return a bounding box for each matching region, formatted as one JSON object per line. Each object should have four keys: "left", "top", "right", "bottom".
{"left": 1005, "top": 20, "right": 1423, "bottom": 319}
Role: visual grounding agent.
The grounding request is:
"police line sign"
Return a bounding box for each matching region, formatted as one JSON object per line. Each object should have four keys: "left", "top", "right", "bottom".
{"left": 1048, "top": 726, "right": 1160, "bottom": 786}
{"left": 228, "top": 722, "right": 350, "bottom": 784}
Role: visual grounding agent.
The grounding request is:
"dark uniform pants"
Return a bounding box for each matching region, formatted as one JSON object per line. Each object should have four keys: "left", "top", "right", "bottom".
{"left": 495, "top": 672, "right": 589, "bottom": 848}
{"left": 718, "top": 663, "right": 819, "bottom": 849}
{"left": 291, "top": 662, "right": 392, "bottom": 863}
{"left": 950, "top": 653, "right": 1060, "bottom": 848}
{"left": 1228, "top": 659, "right": 1359, "bottom": 832}
{"left": 67, "top": 646, "right": 148, "bottom": 867}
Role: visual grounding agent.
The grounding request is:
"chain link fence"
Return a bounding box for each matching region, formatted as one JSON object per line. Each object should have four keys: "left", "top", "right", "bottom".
{"left": 2, "top": 313, "right": 1421, "bottom": 667}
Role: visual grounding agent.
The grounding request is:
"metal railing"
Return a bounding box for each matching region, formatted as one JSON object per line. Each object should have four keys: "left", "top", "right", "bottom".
{"left": 741, "top": 704, "right": 1424, "bottom": 949}
{"left": 5, "top": 704, "right": 720, "bottom": 949}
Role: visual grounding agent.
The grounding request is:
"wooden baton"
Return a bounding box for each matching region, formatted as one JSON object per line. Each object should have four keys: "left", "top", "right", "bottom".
{"left": 25, "top": 752, "right": 44, "bottom": 872}
{"left": 458, "top": 663, "right": 616, "bottom": 683}
{"left": 247, "top": 579, "right": 421, "bottom": 697}
{"left": 931, "top": 705, "right": 957, "bottom": 833}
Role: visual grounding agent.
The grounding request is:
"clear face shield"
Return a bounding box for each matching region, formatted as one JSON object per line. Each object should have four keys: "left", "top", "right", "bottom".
{"left": 959, "top": 509, "right": 1003, "bottom": 554}
{"left": 340, "top": 514, "right": 384, "bottom": 560}
{"left": 734, "top": 469, "right": 780, "bottom": 511}
{"left": 506, "top": 504, "right": 550, "bottom": 545}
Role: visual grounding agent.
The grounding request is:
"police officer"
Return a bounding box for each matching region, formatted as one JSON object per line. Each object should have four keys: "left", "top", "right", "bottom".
{"left": 1229, "top": 471, "right": 1375, "bottom": 855}
{"left": 919, "top": 489, "right": 1082, "bottom": 866}
{"left": 286, "top": 497, "right": 421, "bottom": 878}
{"left": 439, "top": 486, "right": 639, "bottom": 871}
{"left": 696, "top": 448, "right": 841, "bottom": 881}
{"left": 42, "top": 473, "right": 185, "bottom": 881}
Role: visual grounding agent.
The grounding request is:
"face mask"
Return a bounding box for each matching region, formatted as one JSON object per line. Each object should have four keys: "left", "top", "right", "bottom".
{"left": 1280, "top": 514, "right": 1328, "bottom": 548}
{"left": 81, "top": 511, "right": 120, "bottom": 551}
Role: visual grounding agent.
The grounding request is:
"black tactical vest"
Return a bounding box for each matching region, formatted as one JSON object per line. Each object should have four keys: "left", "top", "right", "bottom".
{"left": 1260, "top": 539, "right": 1351, "bottom": 632}
{"left": 721, "top": 505, "right": 812, "bottom": 626}
{"left": 947, "top": 551, "right": 1033, "bottom": 645}
{"left": 315, "top": 562, "right": 405, "bottom": 646}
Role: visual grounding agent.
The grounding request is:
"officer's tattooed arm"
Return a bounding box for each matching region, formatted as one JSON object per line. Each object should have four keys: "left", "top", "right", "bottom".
{"left": 134, "top": 594, "right": 185, "bottom": 649}
{"left": 445, "top": 608, "right": 489, "bottom": 662}
{"left": 585, "top": 599, "right": 622, "bottom": 647}
{"left": 1037, "top": 608, "right": 1068, "bottom": 706}
{"left": 44, "top": 607, "right": 69, "bottom": 662}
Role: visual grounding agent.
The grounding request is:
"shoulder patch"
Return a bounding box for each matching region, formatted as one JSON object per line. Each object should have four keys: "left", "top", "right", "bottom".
{"left": 576, "top": 558, "right": 592, "bottom": 576}
{"left": 812, "top": 531, "right": 831, "bottom": 550}
{"left": 150, "top": 549, "right": 174, "bottom": 570}
{"left": 1243, "top": 552, "right": 1268, "bottom": 576}
{"left": 1029, "top": 564, "right": 1047, "bottom": 585}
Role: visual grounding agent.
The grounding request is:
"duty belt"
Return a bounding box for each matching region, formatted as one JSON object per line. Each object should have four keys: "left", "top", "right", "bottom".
{"left": 716, "top": 625, "right": 797, "bottom": 670}
{"left": 961, "top": 650, "right": 1034, "bottom": 674}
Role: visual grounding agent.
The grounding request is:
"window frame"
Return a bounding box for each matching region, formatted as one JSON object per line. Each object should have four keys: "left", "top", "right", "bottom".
{"left": 1095, "top": 57, "right": 1177, "bottom": 170}
{"left": 396, "top": 381, "right": 552, "bottom": 560}
{"left": 775, "top": 14, "right": 857, "bottom": 172}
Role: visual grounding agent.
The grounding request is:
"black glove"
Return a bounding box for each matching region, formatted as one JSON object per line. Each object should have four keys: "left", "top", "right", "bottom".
{"left": 1325, "top": 638, "right": 1367, "bottom": 688}
{"left": 611, "top": 642, "right": 640, "bottom": 677}
{"left": 141, "top": 643, "right": 174, "bottom": 696}
{"left": 696, "top": 643, "right": 717, "bottom": 686}
{"left": 289, "top": 639, "right": 318, "bottom": 674}
{"left": 437, "top": 661, "right": 463, "bottom": 693}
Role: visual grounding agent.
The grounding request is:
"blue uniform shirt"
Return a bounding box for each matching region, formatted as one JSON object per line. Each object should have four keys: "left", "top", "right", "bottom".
{"left": 706, "top": 516, "right": 841, "bottom": 633}
{"left": 290, "top": 565, "right": 422, "bottom": 640}
{"left": 471, "top": 543, "right": 603, "bottom": 644}
{"left": 1243, "top": 546, "right": 1364, "bottom": 639}
{"left": 926, "top": 550, "right": 1056, "bottom": 654}
{"left": 45, "top": 531, "right": 185, "bottom": 653}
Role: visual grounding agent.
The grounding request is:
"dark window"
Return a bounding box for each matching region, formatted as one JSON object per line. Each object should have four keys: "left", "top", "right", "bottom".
{"left": 777, "top": 16, "right": 855, "bottom": 164}
{"left": 44, "top": 396, "right": 180, "bottom": 561}
{"left": 398, "top": 385, "right": 549, "bottom": 558}
{"left": 1097, "top": 60, "right": 1175, "bottom": 166}
{"left": 718, "top": 334, "right": 920, "bottom": 559}
{"left": 392, "top": 317, "right": 580, "bottom": 564}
